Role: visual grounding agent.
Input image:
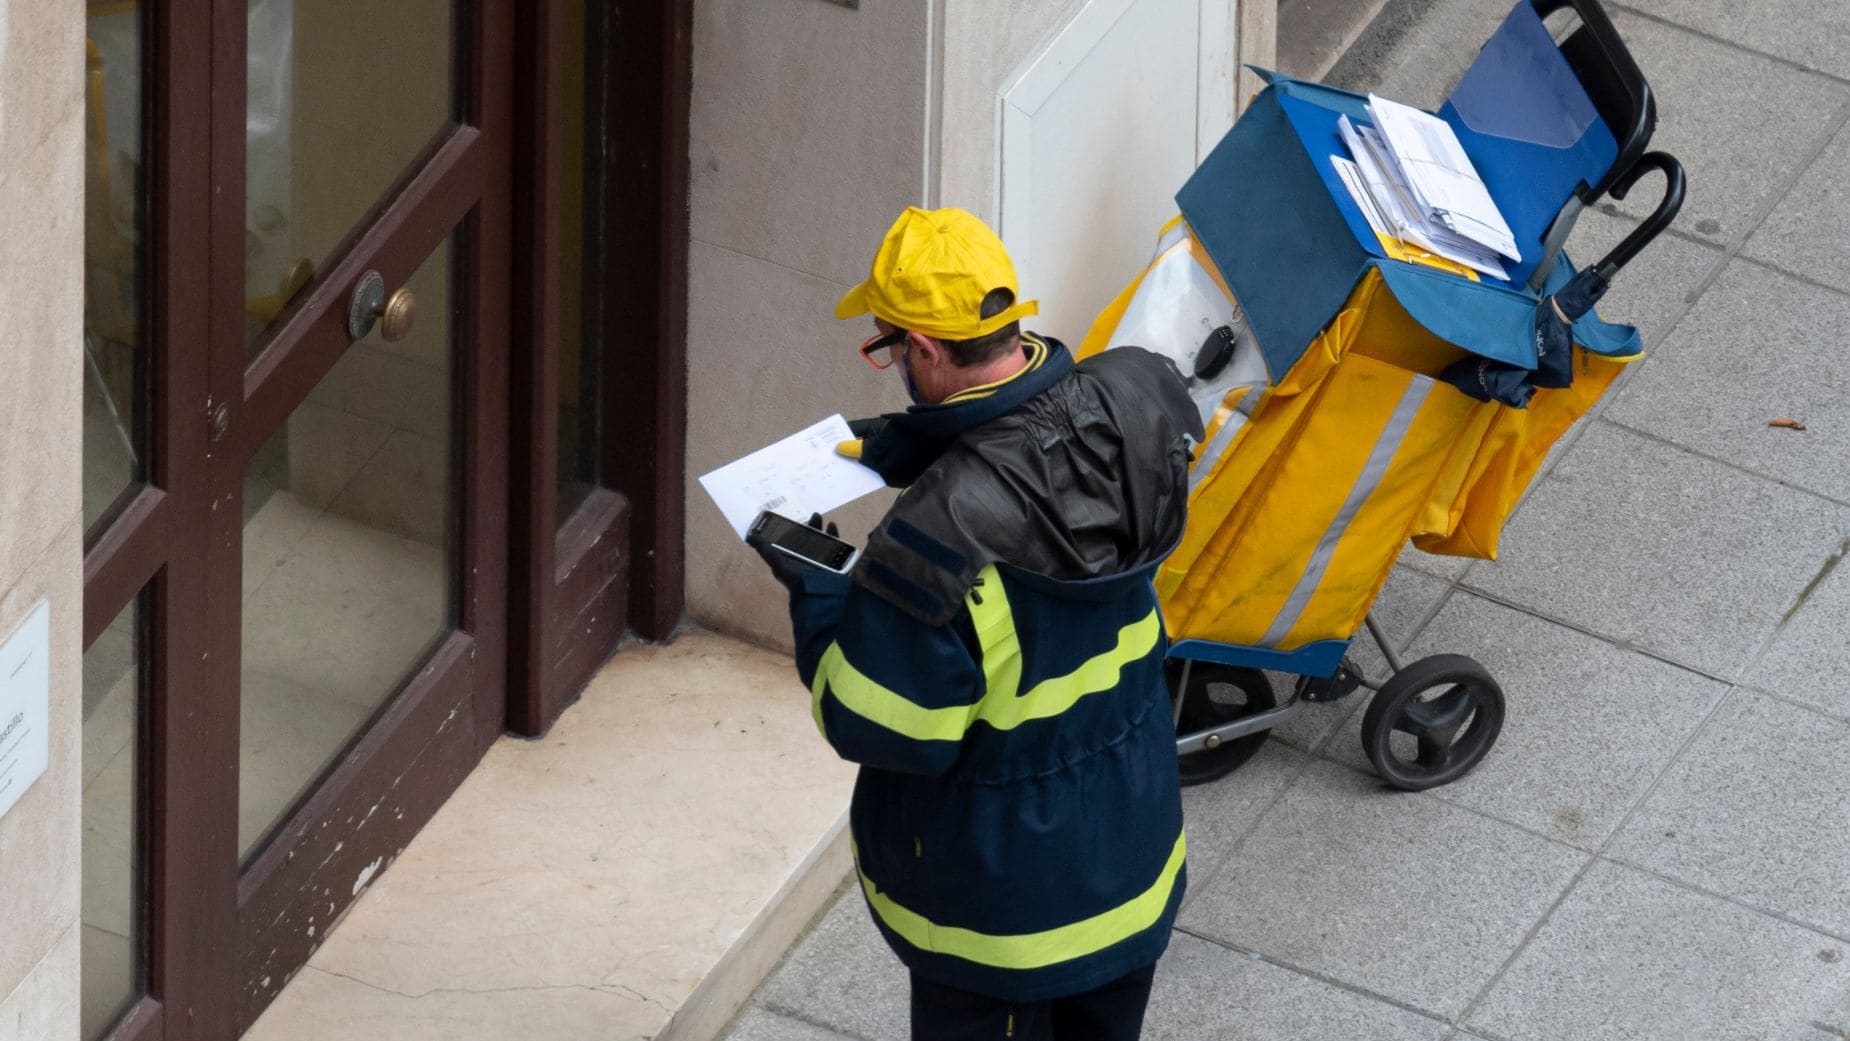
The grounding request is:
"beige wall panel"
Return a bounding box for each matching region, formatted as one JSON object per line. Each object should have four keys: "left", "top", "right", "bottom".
{"left": 683, "top": 241, "right": 904, "bottom": 650}
{"left": 935, "top": 0, "right": 1087, "bottom": 222}
{"left": 0, "top": 1, "right": 82, "bottom": 184}
{"left": 0, "top": 521, "right": 86, "bottom": 1007}
{"left": 0, "top": 6, "right": 89, "bottom": 1036}
{"left": 689, "top": 0, "right": 928, "bottom": 286}
{"left": 0, "top": 925, "right": 79, "bottom": 1041}
{"left": 0, "top": 121, "right": 84, "bottom": 586}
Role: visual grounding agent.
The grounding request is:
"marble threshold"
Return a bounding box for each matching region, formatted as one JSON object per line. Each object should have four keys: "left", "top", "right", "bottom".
{"left": 242, "top": 629, "right": 856, "bottom": 1041}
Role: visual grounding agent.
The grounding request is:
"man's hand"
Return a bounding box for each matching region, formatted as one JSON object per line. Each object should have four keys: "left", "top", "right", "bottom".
{"left": 747, "top": 513, "right": 840, "bottom": 592}
{"left": 836, "top": 417, "right": 888, "bottom": 461}
{"left": 846, "top": 417, "right": 887, "bottom": 440}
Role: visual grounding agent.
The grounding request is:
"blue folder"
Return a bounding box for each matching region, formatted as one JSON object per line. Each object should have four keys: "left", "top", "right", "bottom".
{"left": 1177, "top": 1, "right": 1641, "bottom": 380}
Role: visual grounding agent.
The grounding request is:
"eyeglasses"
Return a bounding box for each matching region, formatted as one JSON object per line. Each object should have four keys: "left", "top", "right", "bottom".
{"left": 859, "top": 329, "right": 909, "bottom": 369}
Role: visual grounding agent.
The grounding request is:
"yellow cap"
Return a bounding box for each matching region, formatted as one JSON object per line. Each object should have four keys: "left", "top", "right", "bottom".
{"left": 834, "top": 207, "right": 1039, "bottom": 340}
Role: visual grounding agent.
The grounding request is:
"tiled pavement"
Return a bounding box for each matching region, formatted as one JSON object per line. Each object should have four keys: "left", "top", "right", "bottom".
{"left": 724, "top": 1, "right": 1850, "bottom": 1037}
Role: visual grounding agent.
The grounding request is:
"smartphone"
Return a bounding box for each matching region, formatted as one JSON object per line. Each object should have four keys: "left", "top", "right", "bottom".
{"left": 747, "top": 510, "right": 860, "bottom": 574}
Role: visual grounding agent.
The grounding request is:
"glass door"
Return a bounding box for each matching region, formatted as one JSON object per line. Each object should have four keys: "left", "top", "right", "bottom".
{"left": 209, "top": 0, "right": 512, "bottom": 1029}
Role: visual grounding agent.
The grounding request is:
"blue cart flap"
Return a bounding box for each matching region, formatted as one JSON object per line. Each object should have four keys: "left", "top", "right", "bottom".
{"left": 1439, "top": 1, "right": 1620, "bottom": 286}
{"left": 1379, "top": 252, "right": 1641, "bottom": 364}
{"left": 1178, "top": 58, "right": 1637, "bottom": 379}
{"left": 1176, "top": 80, "right": 1377, "bottom": 380}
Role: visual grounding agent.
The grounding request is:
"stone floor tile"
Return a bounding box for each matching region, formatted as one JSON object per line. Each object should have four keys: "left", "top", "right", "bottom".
{"left": 1602, "top": 12, "right": 1848, "bottom": 247}
{"left": 722, "top": 1007, "right": 855, "bottom": 1041}
{"left": 1466, "top": 422, "right": 1850, "bottom": 679}
{"left": 1179, "top": 760, "right": 1585, "bottom": 1019}
{"left": 1610, "top": 690, "right": 1850, "bottom": 939}
{"left": 1620, "top": 0, "right": 1850, "bottom": 82}
{"left": 1400, "top": 547, "right": 1473, "bottom": 582}
{"left": 1323, "top": 593, "right": 1729, "bottom": 849}
{"left": 1743, "top": 120, "right": 1850, "bottom": 294}
{"left": 1326, "top": 0, "right": 1524, "bottom": 104}
{"left": 1263, "top": 690, "right": 1362, "bottom": 759}
{"left": 244, "top": 965, "right": 663, "bottom": 1041}
{"left": 1741, "top": 534, "right": 1850, "bottom": 717}
{"left": 1144, "top": 933, "right": 1447, "bottom": 1040}
{"left": 758, "top": 890, "right": 908, "bottom": 1041}
{"left": 1468, "top": 859, "right": 1850, "bottom": 1041}
{"left": 1606, "top": 259, "right": 1850, "bottom": 504}
{"left": 1179, "top": 743, "right": 1307, "bottom": 903}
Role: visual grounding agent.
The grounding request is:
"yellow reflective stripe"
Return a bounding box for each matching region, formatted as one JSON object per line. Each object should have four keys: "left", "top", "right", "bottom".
{"left": 857, "top": 830, "right": 1187, "bottom": 970}
{"left": 967, "top": 565, "right": 1022, "bottom": 702}
{"left": 815, "top": 564, "right": 1161, "bottom": 742}
{"left": 811, "top": 641, "right": 970, "bottom": 743}
{"left": 810, "top": 665, "right": 828, "bottom": 737}
{"left": 967, "top": 564, "right": 1160, "bottom": 731}
{"left": 976, "top": 610, "right": 1161, "bottom": 731}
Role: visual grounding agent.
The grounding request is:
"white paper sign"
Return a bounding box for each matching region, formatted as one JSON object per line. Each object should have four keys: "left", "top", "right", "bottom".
{"left": 0, "top": 600, "right": 51, "bottom": 822}
{"left": 698, "top": 414, "right": 887, "bottom": 539}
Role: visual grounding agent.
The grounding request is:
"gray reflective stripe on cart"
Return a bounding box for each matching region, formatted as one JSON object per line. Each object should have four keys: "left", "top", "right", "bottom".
{"left": 1257, "top": 375, "right": 1433, "bottom": 648}
{"left": 1189, "top": 386, "right": 1265, "bottom": 494}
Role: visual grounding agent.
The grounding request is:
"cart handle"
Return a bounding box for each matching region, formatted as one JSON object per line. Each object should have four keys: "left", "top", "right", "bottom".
{"left": 1589, "top": 152, "right": 1684, "bottom": 282}
{"left": 1530, "top": 0, "right": 1656, "bottom": 202}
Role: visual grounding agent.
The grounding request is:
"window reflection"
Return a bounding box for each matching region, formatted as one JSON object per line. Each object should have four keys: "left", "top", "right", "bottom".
{"left": 82, "top": 595, "right": 145, "bottom": 1040}
{"left": 83, "top": 4, "right": 149, "bottom": 537}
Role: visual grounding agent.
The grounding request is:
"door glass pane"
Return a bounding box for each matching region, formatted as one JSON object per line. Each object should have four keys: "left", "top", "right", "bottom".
{"left": 83, "top": 3, "right": 150, "bottom": 535}
{"left": 245, "top": 0, "right": 458, "bottom": 352}
{"left": 239, "top": 240, "right": 458, "bottom": 860}
{"left": 82, "top": 594, "right": 145, "bottom": 1040}
{"left": 556, "top": 0, "right": 603, "bottom": 520}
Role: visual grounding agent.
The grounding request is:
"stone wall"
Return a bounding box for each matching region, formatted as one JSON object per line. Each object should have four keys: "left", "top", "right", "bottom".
{"left": 681, "top": 0, "right": 1253, "bottom": 650}
{"left": 0, "top": 2, "right": 88, "bottom": 1039}
{"left": 682, "top": 0, "right": 930, "bottom": 649}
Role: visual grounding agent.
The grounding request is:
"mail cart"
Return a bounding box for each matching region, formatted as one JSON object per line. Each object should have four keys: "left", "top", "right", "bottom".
{"left": 1079, "top": 0, "right": 1686, "bottom": 790}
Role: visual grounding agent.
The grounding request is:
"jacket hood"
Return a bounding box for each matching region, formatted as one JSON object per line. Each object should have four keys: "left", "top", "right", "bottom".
{"left": 853, "top": 344, "right": 1203, "bottom": 625}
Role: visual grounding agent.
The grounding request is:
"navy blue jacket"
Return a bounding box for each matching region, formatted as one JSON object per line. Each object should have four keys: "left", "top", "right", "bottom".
{"left": 785, "top": 337, "right": 1203, "bottom": 1001}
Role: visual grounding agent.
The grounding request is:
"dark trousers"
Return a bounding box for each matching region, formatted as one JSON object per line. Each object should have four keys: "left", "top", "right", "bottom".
{"left": 909, "top": 965, "right": 1157, "bottom": 1041}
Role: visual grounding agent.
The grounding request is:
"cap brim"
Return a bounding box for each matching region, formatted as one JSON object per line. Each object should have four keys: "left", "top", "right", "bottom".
{"left": 834, "top": 281, "right": 872, "bottom": 320}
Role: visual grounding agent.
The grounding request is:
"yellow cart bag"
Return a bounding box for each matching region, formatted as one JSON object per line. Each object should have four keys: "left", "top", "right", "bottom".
{"left": 1080, "top": 228, "right": 1633, "bottom": 655}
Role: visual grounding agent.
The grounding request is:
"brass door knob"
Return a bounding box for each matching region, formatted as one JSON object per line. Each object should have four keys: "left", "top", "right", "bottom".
{"left": 378, "top": 288, "right": 416, "bottom": 342}
{"left": 348, "top": 269, "right": 418, "bottom": 342}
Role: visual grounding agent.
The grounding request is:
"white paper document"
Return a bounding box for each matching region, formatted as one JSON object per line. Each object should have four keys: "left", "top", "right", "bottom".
{"left": 1336, "top": 115, "right": 1509, "bottom": 279}
{"left": 698, "top": 414, "right": 887, "bottom": 539}
{"left": 1366, "top": 94, "right": 1520, "bottom": 261}
{"left": 1331, "top": 156, "right": 1391, "bottom": 237}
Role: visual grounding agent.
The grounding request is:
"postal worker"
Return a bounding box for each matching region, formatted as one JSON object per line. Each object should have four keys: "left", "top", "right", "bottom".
{"left": 750, "top": 206, "right": 1202, "bottom": 1041}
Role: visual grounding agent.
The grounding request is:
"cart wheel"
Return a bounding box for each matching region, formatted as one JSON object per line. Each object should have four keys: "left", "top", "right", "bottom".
{"left": 1361, "top": 654, "right": 1503, "bottom": 791}
{"left": 1166, "top": 660, "right": 1276, "bottom": 787}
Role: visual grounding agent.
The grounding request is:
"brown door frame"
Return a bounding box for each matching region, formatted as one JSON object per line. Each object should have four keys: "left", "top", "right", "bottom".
{"left": 81, "top": 2, "right": 228, "bottom": 1038}
{"left": 82, "top": 1, "right": 516, "bottom": 1037}
{"left": 508, "top": 0, "right": 691, "bottom": 735}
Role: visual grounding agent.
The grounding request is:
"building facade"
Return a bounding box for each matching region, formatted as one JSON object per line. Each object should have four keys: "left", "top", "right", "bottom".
{"left": 0, "top": 1, "right": 1263, "bottom": 1038}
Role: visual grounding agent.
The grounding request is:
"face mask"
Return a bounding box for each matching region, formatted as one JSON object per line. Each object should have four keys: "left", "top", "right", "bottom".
{"left": 899, "top": 346, "right": 928, "bottom": 405}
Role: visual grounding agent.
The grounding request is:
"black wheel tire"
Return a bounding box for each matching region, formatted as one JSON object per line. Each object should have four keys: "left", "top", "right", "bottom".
{"left": 1360, "top": 654, "right": 1504, "bottom": 791}
{"left": 1166, "top": 660, "right": 1276, "bottom": 787}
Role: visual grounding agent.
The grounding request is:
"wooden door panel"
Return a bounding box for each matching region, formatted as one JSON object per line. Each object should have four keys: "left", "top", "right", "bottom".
{"left": 211, "top": 0, "right": 513, "bottom": 1030}
{"left": 234, "top": 637, "right": 479, "bottom": 1028}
